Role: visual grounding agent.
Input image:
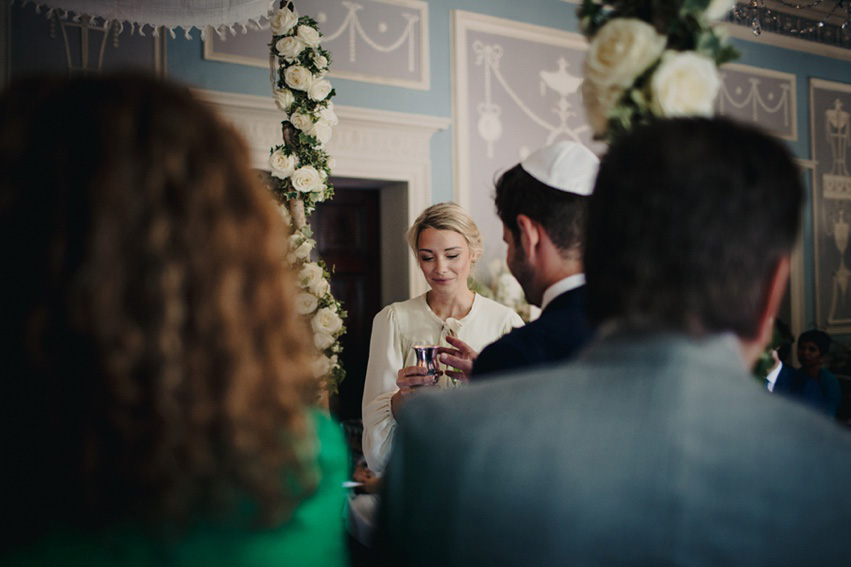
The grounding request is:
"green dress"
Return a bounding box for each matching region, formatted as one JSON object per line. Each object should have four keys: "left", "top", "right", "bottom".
{"left": 5, "top": 410, "right": 349, "bottom": 566}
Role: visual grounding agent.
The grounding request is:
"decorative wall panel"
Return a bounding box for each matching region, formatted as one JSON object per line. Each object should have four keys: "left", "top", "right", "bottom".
{"left": 204, "top": 0, "right": 429, "bottom": 89}
{"left": 717, "top": 62, "right": 797, "bottom": 140}
{"left": 811, "top": 78, "right": 851, "bottom": 332}
{"left": 453, "top": 10, "right": 594, "bottom": 279}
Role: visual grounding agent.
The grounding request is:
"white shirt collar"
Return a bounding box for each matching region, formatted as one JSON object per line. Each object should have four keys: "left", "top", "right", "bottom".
{"left": 540, "top": 273, "right": 585, "bottom": 311}
{"left": 765, "top": 360, "right": 782, "bottom": 392}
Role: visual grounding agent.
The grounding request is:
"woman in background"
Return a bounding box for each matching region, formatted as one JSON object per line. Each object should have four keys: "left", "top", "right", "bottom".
{"left": 0, "top": 73, "right": 347, "bottom": 565}
{"left": 361, "top": 202, "right": 524, "bottom": 474}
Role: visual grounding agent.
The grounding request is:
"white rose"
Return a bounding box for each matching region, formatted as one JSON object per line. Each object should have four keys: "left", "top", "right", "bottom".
{"left": 269, "top": 148, "right": 297, "bottom": 179}
{"left": 327, "top": 156, "right": 336, "bottom": 170}
{"left": 311, "top": 354, "right": 332, "bottom": 378}
{"left": 273, "top": 88, "right": 295, "bottom": 113}
{"left": 291, "top": 165, "right": 323, "bottom": 193}
{"left": 293, "top": 240, "right": 313, "bottom": 261}
{"left": 314, "top": 332, "right": 335, "bottom": 351}
{"left": 284, "top": 65, "right": 313, "bottom": 91}
{"left": 319, "top": 106, "right": 338, "bottom": 126}
{"left": 310, "top": 120, "right": 333, "bottom": 145}
{"left": 313, "top": 52, "right": 329, "bottom": 70}
{"left": 650, "top": 51, "right": 721, "bottom": 117}
{"left": 705, "top": 0, "right": 734, "bottom": 20}
{"left": 312, "top": 307, "right": 343, "bottom": 335}
{"left": 299, "top": 262, "right": 323, "bottom": 290}
{"left": 270, "top": 7, "right": 299, "bottom": 35}
{"left": 297, "top": 25, "right": 321, "bottom": 48}
{"left": 275, "top": 36, "right": 304, "bottom": 60}
{"left": 289, "top": 111, "right": 313, "bottom": 133}
{"left": 310, "top": 276, "right": 330, "bottom": 297}
{"left": 295, "top": 292, "right": 319, "bottom": 315}
{"left": 308, "top": 79, "right": 332, "bottom": 102}
{"left": 584, "top": 19, "right": 666, "bottom": 89}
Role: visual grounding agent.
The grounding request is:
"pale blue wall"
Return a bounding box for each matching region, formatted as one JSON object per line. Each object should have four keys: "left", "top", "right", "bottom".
{"left": 162, "top": 1, "right": 851, "bottom": 333}
{"left": 8, "top": 0, "right": 851, "bottom": 335}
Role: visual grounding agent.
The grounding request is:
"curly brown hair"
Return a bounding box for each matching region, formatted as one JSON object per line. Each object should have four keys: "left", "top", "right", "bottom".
{"left": 0, "top": 73, "right": 320, "bottom": 545}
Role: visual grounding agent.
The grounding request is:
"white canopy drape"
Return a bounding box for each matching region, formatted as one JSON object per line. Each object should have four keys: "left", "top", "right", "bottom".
{"left": 13, "top": 0, "right": 277, "bottom": 38}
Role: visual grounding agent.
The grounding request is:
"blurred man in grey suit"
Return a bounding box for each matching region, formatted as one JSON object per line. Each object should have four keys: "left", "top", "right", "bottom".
{"left": 378, "top": 118, "right": 851, "bottom": 565}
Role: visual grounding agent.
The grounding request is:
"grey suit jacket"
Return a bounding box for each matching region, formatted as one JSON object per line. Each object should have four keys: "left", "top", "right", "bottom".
{"left": 378, "top": 332, "right": 851, "bottom": 565}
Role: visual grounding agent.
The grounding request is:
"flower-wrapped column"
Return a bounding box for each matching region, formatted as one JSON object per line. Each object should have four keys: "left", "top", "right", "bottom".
{"left": 268, "top": 1, "right": 347, "bottom": 394}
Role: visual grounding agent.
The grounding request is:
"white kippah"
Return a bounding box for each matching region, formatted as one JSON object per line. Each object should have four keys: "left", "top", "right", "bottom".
{"left": 519, "top": 141, "right": 599, "bottom": 196}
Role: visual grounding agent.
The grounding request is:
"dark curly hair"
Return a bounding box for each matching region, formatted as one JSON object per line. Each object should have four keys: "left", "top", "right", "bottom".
{"left": 0, "top": 73, "right": 320, "bottom": 546}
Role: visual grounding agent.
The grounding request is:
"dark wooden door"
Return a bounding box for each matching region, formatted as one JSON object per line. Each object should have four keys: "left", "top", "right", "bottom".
{"left": 313, "top": 187, "right": 382, "bottom": 422}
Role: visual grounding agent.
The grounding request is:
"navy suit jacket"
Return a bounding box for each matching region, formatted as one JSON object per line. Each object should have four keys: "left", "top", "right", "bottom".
{"left": 471, "top": 285, "right": 592, "bottom": 379}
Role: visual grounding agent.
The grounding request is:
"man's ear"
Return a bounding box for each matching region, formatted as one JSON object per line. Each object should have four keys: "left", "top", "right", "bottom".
{"left": 756, "top": 256, "right": 791, "bottom": 348}
{"left": 515, "top": 214, "right": 540, "bottom": 256}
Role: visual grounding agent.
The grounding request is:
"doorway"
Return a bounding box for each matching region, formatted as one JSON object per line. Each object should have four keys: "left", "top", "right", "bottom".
{"left": 313, "top": 184, "right": 383, "bottom": 422}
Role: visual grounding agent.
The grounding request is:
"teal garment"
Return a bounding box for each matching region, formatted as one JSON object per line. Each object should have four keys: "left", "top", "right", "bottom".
{"left": 817, "top": 368, "right": 844, "bottom": 417}
{"left": 6, "top": 410, "right": 349, "bottom": 566}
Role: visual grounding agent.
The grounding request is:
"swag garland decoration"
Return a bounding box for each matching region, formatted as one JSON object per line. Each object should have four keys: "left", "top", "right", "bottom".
{"left": 268, "top": 1, "right": 346, "bottom": 392}
{"left": 577, "top": 0, "right": 739, "bottom": 142}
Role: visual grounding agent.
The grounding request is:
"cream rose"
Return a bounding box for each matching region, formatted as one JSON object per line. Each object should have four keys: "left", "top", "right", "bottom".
{"left": 297, "top": 25, "right": 321, "bottom": 48}
{"left": 273, "top": 88, "right": 295, "bottom": 113}
{"left": 314, "top": 332, "right": 335, "bottom": 351}
{"left": 310, "top": 276, "right": 330, "bottom": 297}
{"left": 312, "top": 307, "right": 343, "bottom": 335}
{"left": 269, "top": 148, "right": 297, "bottom": 180}
{"left": 705, "top": 0, "right": 734, "bottom": 20}
{"left": 293, "top": 240, "right": 313, "bottom": 261}
{"left": 319, "top": 106, "right": 338, "bottom": 126}
{"left": 299, "top": 262, "right": 323, "bottom": 290}
{"left": 308, "top": 79, "right": 333, "bottom": 102}
{"left": 311, "top": 354, "right": 332, "bottom": 378}
{"left": 295, "top": 292, "right": 319, "bottom": 315}
{"left": 310, "top": 120, "right": 333, "bottom": 145}
{"left": 327, "top": 156, "right": 337, "bottom": 170}
{"left": 313, "top": 52, "right": 329, "bottom": 70}
{"left": 650, "top": 51, "right": 720, "bottom": 117}
{"left": 289, "top": 111, "right": 313, "bottom": 133}
{"left": 275, "top": 36, "right": 304, "bottom": 60}
{"left": 291, "top": 165, "right": 323, "bottom": 193}
{"left": 584, "top": 19, "right": 666, "bottom": 89}
{"left": 284, "top": 65, "right": 313, "bottom": 91}
{"left": 270, "top": 7, "right": 298, "bottom": 35}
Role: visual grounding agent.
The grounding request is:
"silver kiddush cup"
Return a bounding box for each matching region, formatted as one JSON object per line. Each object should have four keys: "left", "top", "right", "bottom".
{"left": 412, "top": 345, "right": 440, "bottom": 384}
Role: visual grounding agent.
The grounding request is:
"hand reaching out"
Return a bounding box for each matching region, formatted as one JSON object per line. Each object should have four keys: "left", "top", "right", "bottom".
{"left": 438, "top": 335, "right": 479, "bottom": 383}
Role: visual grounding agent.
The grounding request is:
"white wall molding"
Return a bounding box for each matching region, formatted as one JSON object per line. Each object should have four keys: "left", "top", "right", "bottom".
{"left": 192, "top": 89, "right": 449, "bottom": 298}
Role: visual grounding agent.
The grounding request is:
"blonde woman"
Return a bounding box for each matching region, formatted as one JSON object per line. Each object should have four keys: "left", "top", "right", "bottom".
{"left": 361, "top": 203, "right": 524, "bottom": 475}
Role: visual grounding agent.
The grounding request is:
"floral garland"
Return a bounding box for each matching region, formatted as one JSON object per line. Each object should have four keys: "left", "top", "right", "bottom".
{"left": 269, "top": 1, "right": 346, "bottom": 392}
{"left": 578, "top": 0, "right": 740, "bottom": 142}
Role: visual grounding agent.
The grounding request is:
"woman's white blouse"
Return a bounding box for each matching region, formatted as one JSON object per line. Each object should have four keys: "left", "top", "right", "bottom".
{"left": 361, "top": 292, "right": 523, "bottom": 473}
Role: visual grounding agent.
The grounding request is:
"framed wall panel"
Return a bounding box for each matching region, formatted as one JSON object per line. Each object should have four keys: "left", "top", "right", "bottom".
{"left": 452, "top": 10, "right": 595, "bottom": 279}
{"left": 717, "top": 62, "right": 797, "bottom": 141}
{"left": 204, "top": 0, "right": 429, "bottom": 90}
{"left": 810, "top": 78, "right": 851, "bottom": 333}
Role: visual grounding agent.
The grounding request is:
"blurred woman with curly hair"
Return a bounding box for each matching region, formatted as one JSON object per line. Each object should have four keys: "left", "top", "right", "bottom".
{"left": 0, "top": 72, "right": 347, "bottom": 565}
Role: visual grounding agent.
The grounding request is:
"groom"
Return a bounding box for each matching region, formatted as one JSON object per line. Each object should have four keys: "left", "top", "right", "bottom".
{"left": 378, "top": 118, "right": 851, "bottom": 565}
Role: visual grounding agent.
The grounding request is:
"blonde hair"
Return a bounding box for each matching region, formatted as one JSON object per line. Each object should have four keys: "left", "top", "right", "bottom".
{"left": 406, "top": 202, "right": 483, "bottom": 265}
